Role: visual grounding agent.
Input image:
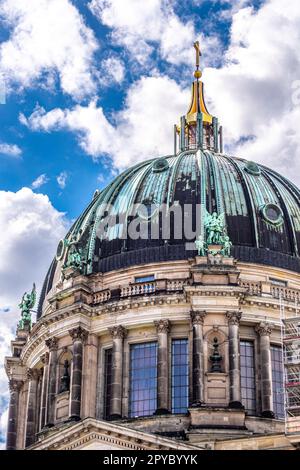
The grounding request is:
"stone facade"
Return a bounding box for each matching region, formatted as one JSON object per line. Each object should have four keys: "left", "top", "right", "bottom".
{"left": 5, "top": 254, "right": 300, "bottom": 450}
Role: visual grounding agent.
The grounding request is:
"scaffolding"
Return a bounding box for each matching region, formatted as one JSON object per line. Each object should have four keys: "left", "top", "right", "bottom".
{"left": 280, "top": 295, "right": 300, "bottom": 434}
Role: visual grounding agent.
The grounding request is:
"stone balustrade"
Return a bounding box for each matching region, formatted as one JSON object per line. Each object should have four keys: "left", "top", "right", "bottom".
{"left": 239, "top": 280, "right": 262, "bottom": 295}
{"left": 271, "top": 285, "right": 300, "bottom": 302}
{"left": 92, "top": 279, "right": 300, "bottom": 306}
{"left": 93, "top": 289, "right": 111, "bottom": 304}
{"left": 120, "top": 281, "right": 156, "bottom": 298}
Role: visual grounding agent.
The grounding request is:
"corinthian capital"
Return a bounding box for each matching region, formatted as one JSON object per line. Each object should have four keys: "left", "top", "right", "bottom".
{"left": 255, "top": 322, "right": 273, "bottom": 337}
{"left": 9, "top": 379, "right": 23, "bottom": 393}
{"left": 27, "top": 368, "right": 40, "bottom": 381}
{"left": 108, "top": 325, "right": 127, "bottom": 339}
{"left": 45, "top": 337, "right": 58, "bottom": 351}
{"left": 226, "top": 311, "right": 242, "bottom": 325}
{"left": 40, "top": 352, "right": 49, "bottom": 365}
{"left": 190, "top": 310, "right": 206, "bottom": 325}
{"left": 154, "top": 319, "right": 171, "bottom": 334}
{"left": 69, "top": 326, "right": 88, "bottom": 343}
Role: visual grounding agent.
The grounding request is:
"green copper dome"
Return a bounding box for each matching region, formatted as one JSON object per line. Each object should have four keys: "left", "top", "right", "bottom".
{"left": 37, "top": 44, "right": 300, "bottom": 318}
{"left": 38, "top": 149, "right": 300, "bottom": 318}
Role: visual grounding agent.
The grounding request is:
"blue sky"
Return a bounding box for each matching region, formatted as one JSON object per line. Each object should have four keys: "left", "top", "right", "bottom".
{"left": 1, "top": 0, "right": 300, "bottom": 448}
{"left": 0, "top": 0, "right": 265, "bottom": 218}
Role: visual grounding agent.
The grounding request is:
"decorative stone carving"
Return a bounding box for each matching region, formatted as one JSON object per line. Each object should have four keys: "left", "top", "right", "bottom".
{"left": 255, "top": 322, "right": 273, "bottom": 336}
{"left": 69, "top": 326, "right": 88, "bottom": 343}
{"left": 26, "top": 368, "right": 40, "bottom": 381}
{"left": 108, "top": 325, "right": 127, "bottom": 339}
{"left": 45, "top": 337, "right": 58, "bottom": 351}
{"left": 226, "top": 311, "right": 242, "bottom": 325}
{"left": 8, "top": 379, "right": 23, "bottom": 393}
{"left": 154, "top": 319, "right": 171, "bottom": 334}
{"left": 190, "top": 310, "right": 206, "bottom": 325}
{"left": 40, "top": 352, "right": 49, "bottom": 365}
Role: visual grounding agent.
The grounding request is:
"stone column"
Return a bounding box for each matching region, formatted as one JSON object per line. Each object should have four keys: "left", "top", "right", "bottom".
{"left": 40, "top": 353, "right": 49, "bottom": 429}
{"left": 255, "top": 322, "right": 274, "bottom": 418}
{"left": 6, "top": 379, "right": 23, "bottom": 450}
{"left": 82, "top": 334, "right": 99, "bottom": 419}
{"left": 108, "top": 325, "right": 127, "bottom": 420}
{"left": 25, "top": 368, "right": 39, "bottom": 447}
{"left": 69, "top": 326, "right": 88, "bottom": 421}
{"left": 154, "top": 320, "right": 171, "bottom": 415}
{"left": 226, "top": 311, "right": 243, "bottom": 409}
{"left": 191, "top": 310, "right": 206, "bottom": 406}
{"left": 45, "top": 337, "right": 58, "bottom": 427}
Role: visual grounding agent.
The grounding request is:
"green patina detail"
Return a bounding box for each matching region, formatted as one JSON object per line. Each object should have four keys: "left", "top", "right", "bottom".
{"left": 152, "top": 158, "right": 169, "bottom": 173}
{"left": 63, "top": 236, "right": 86, "bottom": 272}
{"left": 261, "top": 203, "right": 284, "bottom": 227}
{"left": 18, "top": 283, "right": 36, "bottom": 330}
{"left": 245, "top": 161, "right": 261, "bottom": 176}
{"left": 196, "top": 211, "right": 232, "bottom": 257}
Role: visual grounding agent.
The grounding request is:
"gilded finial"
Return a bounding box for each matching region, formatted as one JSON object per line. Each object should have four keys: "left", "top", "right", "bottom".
{"left": 194, "top": 41, "right": 202, "bottom": 79}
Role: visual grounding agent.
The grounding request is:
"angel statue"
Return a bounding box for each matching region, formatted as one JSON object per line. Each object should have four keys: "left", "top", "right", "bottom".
{"left": 222, "top": 235, "right": 232, "bottom": 257}
{"left": 18, "top": 283, "right": 36, "bottom": 330}
{"left": 64, "top": 236, "right": 84, "bottom": 272}
{"left": 195, "top": 234, "right": 206, "bottom": 256}
{"left": 205, "top": 211, "right": 226, "bottom": 245}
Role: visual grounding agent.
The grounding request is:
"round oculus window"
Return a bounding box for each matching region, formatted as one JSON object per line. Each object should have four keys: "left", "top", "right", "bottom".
{"left": 245, "top": 161, "right": 261, "bottom": 176}
{"left": 152, "top": 158, "right": 169, "bottom": 173}
{"left": 56, "top": 239, "right": 66, "bottom": 261}
{"left": 261, "top": 203, "right": 283, "bottom": 226}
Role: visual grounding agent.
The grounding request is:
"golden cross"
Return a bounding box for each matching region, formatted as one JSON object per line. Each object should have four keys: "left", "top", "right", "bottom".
{"left": 194, "top": 41, "right": 201, "bottom": 69}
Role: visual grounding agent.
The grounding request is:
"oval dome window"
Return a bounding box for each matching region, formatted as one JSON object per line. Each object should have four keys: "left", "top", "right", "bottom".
{"left": 245, "top": 161, "right": 261, "bottom": 176}
{"left": 152, "top": 158, "right": 169, "bottom": 173}
{"left": 261, "top": 203, "right": 283, "bottom": 226}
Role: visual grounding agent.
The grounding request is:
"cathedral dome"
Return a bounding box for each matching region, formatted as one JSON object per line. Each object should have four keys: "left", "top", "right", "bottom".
{"left": 37, "top": 41, "right": 300, "bottom": 318}
{"left": 8, "top": 41, "right": 300, "bottom": 452}
{"left": 38, "top": 149, "right": 300, "bottom": 318}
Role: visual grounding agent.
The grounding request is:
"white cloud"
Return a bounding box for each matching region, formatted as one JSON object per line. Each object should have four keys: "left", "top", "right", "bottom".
{"left": 89, "top": 0, "right": 222, "bottom": 67}
{"left": 31, "top": 173, "right": 49, "bottom": 189}
{"left": 0, "top": 187, "right": 68, "bottom": 447}
{"left": 21, "top": 75, "right": 189, "bottom": 169}
{"left": 0, "top": 0, "right": 99, "bottom": 99}
{"left": 0, "top": 142, "right": 21, "bottom": 157}
{"left": 19, "top": 0, "right": 300, "bottom": 187}
{"left": 100, "top": 56, "right": 125, "bottom": 85}
{"left": 57, "top": 171, "right": 68, "bottom": 189}
{"left": 202, "top": 0, "right": 300, "bottom": 184}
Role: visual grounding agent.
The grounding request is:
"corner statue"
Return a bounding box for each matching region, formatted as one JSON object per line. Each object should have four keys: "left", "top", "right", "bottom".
{"left": 195, "top": 211, "right": 232, "bottom": 257}
{"left": 205, "top": 211, "right": 225, "bottom": 245}
{"left": 18, "top": 283, "right": 36, "bottom": 330}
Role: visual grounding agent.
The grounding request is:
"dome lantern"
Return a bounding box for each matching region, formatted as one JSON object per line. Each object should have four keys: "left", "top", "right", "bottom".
{"left": 175, "top": 41, "right": 223, "bottom": 154}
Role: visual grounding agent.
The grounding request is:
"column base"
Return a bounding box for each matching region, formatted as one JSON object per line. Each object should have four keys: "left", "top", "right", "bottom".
{"left": 154, "top": 408, "right": 171, "bottom": 415}
{"left": 229, "top": 401, "right": 244, "bottom": 410}
{"left": 68, "top": 415, "right": 81, "bottom": 422}
{"left": 190, "top": 401, "right": 204, "bottom": 408}
{"left": 109, "top": 414, "right": 122, "bottom": 421}
{"left": 261, "top": 410, "right": 275, "bottom": 419}
{"left": 43, "top": 423, "right": 54, "bottom": 429}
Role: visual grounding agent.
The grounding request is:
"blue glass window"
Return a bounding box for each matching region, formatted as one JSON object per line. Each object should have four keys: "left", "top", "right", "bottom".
{"left": 271, "top": 345, "right": 285, "bottom": 419}
{"left": 135, "top": 275, "right": 155, "bottom": 283}
{"left": 171, "top": 339, "right": 189, "bottom": 413}
{"left": 129, "top": 342, "right": 157, "bottom": 418}
{"left": 104, "top": 348, "right": 112, "bottom": 419}
{"left": 240, "top": 341, "right": 256, "bottom": 415}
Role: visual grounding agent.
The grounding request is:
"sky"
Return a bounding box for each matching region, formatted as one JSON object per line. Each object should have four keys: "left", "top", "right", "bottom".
{"left": 1, "top": 0, "right": 300, "bottom": 448}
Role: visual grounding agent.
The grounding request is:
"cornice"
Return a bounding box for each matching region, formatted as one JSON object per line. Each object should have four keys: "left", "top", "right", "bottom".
{"left": 29, "top": 418, "right": 194, "bottom": 451}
